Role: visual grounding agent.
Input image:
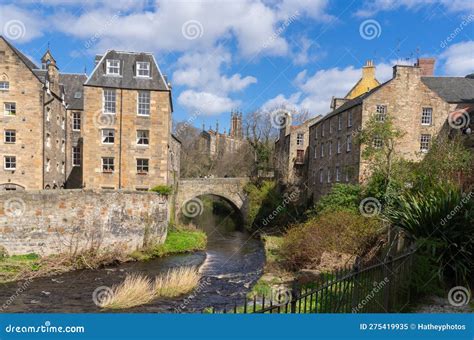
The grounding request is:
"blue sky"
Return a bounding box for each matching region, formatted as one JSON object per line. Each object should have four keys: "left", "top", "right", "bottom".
{"left": 1, "top": 0, "right": 473, "bottom": 132}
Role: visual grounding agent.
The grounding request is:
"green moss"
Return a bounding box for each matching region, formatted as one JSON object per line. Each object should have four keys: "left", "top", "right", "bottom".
{"left": 0, "top": 253, "right": 40, "bottom": 283}
{"left": 149, "top": 185, "right": 173, "bottom": 196}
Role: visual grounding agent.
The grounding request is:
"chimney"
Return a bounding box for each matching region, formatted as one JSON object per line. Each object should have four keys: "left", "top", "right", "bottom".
{"left": 362, "top": 60, "right": 376, "bottom": 81}
{"left": 415, "top": 58, "right": 435, "bottom": 76}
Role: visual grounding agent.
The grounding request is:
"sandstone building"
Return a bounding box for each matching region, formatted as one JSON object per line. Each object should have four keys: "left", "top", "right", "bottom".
{"left": 199, "top": 110, "right": 244, "bottom": 158}
{"left": 0, "top": 36, "right": 68, "bottom": 190}
{"left": 307, "top": 58, "right": 474, "bottom": 202}
{"left": 0, "top": 38, "right": 180, "bottom": 191}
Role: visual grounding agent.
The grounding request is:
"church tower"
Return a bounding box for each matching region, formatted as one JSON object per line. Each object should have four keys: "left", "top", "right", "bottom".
{"left": 229, "top": 110, "right": 243, "bottom": 139}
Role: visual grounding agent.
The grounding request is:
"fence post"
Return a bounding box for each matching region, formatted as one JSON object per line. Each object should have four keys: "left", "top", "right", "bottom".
{"left": 383, "top": 255, "right": 393, "bottom": 312}
{"left": 290, "top": 282, "right": 298, "bottom": 313}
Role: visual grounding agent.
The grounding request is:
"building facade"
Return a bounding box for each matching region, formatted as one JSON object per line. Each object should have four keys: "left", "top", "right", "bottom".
{"left": 307, "top": 58, "right": 474, "bottom": 202}
{"left": 0, "top": 37, "right": 68, "bottom": 190}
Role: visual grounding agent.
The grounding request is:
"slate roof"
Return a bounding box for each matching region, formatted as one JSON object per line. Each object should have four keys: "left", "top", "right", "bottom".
{"left": 421, "top": 77, "right": 474, "bottom": 103}
{"left": 60, "top": 73, "right": 88, "bottom": 110}
{"left": 85, "top": 50, "right": 169, "bottom": 91}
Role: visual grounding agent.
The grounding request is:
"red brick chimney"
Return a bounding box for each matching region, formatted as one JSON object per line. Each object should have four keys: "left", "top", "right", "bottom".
{"left": 415, "top": 58, "right": 435, "bottom": 76}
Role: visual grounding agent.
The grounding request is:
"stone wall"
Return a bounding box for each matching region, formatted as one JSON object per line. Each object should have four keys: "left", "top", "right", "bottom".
{"left": 0, "top": 190, "right": 168, "bottom": 256}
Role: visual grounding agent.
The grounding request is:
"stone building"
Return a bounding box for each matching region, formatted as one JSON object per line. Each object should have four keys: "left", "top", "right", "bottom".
{"left": 0, "top": 36, "right": 68, "bottom": 190}
{"left": 307, "top": 58, "right": 474, "bottom": 202}
{"left": 274, "top": 114, "right": 322, "bottom": 186}
{"left": 82, "top": 50, "right": 176, "bottom": 190}
{"left": 199, "top": 110, "right": 244, "bottom": 158}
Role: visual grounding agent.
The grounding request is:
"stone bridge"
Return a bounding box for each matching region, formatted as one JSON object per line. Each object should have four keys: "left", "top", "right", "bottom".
{"left": 175, "top": 178, "right": 249, "bottom": 220}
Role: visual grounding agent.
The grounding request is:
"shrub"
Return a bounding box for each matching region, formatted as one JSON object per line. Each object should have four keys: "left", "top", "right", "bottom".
{"left": 314, "top": 184, "right": 361, "bottom": 214}
{"left": 100, "top": 274, "right": 155, "bottom": 309}
{"left": 155, "top": 266, "right": 200, "bottom": 298}
{"left": 280, "top": 210, "right": 381, "bottom": 271}
{"left": 385, "top": 184, "right": 474, "bottom": 284}
{"left": 149, "top": 185, "right": 173, "bottom": 196}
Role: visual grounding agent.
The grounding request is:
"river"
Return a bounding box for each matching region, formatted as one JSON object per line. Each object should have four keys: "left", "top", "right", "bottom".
{"left": 0, "top": 197, "right": 265, "bottom": 313}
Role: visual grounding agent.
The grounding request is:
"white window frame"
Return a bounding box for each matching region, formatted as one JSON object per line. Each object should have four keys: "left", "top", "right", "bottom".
{"left": 329, "top": 119, "right": 333, "bottom": 134}
{"left": 347, "top": 111, "right": 353, "bottom": 127}
{"left": 321, "top": 123, "right": 325, "bottom": 137}
{"left": 320, "top": 143, "right": 324, "bottom": 157}
{"left": 4, "top": 129, "right": 16, "bottom": 144}
{"left": 137, "top": 158, "right": 149, "bottom": 174}
{"left": 375, "top": 105, "right": 387, "bottom": 122}
{"left": 103, "top": 89, "right": 116, "bottom": 114}
{"left": 137, "top": 91, "right": 150, "bottom": 116}
{"left": 4, "top": 156, "right": 16, "bottom": 170}
{"left": 106, "top": 59, "right": 120, "bottom": 76}
{"left": 296, "top": 133, "right": 304, "bottom": 146}
{"left": 337, "top": 139, "right": 341, "bottom": 154}
{"left": 102, "top": 157, "right": 115, "bottom": 172}
{"left": 373, "top": 136, "right": 383, "bottom": 148}
{"left": 136, "top": 130, "right": 150, "bottom": 146}
{"left": 336, "top": 166, "right": 340, "bottom": 182}
{"left": 338, "top": 114, "right": 342, "bottom": 130}
{"left": 420, "top": 134, "right": 431, "bottom": 153}
{"left": 136, "top": 62, "right": 150, "bottom": 77}
{"left": 0, "top": 81, "right": 9, "bottom": 91}
{"left": 327, "top": 168, "right": 331, "bottom": 183}
{"left": 72, "top": 112, "right": 81, "bottom": 131}
{"left": 328, "top": 141, "right": 332, "bottom": 156}
{"left": 101, "top": 129, "right": 115, "bottom": 144}
{"left": 346, "top": 135, "right": 352, "bottom": 152}
{"left": 421, "top": 107, "right": 432, "bottom": 126}
{"left": 319, "top": 169, "right": 323, "bottom": 183}
{"left": 314, "top": 146, "right": 318, "bottom": 159}
{"left": 4, "top": 102, "right": 16, "bottom": 116}
{"left": 72, "top": 146, "right": 81, "bottom": 167}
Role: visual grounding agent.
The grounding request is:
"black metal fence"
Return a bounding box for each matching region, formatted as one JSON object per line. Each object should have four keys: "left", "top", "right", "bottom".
{"left": 207, "top": 250, "right": 415, "bottom": 314}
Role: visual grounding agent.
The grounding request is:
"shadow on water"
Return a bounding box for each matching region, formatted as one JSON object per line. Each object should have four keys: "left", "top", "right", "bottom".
{"left": 0, "top": 195, "right": 265, "bottom": 313}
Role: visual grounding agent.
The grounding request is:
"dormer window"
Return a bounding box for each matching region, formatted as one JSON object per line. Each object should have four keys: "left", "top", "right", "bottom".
{"left": 106, "top": 59, "right": 120, "bottom": 75}
{"left": 136, "top": 62, "right": 150, "bottom": 77}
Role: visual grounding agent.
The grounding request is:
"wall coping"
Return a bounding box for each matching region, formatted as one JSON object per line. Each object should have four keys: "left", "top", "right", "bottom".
{"left": 0, "top": 189, "right": 166, "bottom": 197}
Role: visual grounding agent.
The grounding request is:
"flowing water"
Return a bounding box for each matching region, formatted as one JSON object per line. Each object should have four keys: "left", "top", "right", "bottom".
{"left": 0, "top": 197, "right": 265, "bottom": 313}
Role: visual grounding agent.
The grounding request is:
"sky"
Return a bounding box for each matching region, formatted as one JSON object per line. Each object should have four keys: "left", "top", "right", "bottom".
{"left": 1, "top": 0, "right": 473, "bottom": 132}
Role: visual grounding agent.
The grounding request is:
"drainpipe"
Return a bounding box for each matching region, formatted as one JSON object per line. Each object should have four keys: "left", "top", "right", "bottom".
{"left": 118, "top": 89, "right": 123, "bottom": 189}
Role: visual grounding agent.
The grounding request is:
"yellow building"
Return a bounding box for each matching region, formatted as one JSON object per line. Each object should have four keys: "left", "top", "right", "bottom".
{"left": 345, "top": 60, "right": 380, "bottom": 99}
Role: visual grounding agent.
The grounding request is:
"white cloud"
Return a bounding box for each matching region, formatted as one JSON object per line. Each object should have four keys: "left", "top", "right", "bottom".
{"left": 440, "top": 41, "right": 474, "bottom": 76}
{"left": 262, "top": 62, "right": 395, "bottom": 116}
{"left": 356, "top": 0, "right": 474, "bottom": 17}
{"left": 178, "top": 90, "right": 238, "bottom": 116}
{"left": 0, "top": 5, "right": 45, "bottom": 43}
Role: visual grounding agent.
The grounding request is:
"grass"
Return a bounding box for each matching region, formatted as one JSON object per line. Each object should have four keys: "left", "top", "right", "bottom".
{"left": 149, "top": 229, "right": 207, "bottom": 258}
{"left": 101, "top": 267, "right": 200, "bottom": 309}
{"left": 0, "top": 253, "right": 41, "bottom": 283}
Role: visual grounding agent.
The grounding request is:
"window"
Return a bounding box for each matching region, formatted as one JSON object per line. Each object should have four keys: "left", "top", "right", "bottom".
{"left": 375, "top": 105, "right": 387, "bottom": 122}
{"left": 347, "top": 111, "right": 353, "bottom": 127}
{"left": 336, "top": 167, "right": 340, "bottom": 182}
{"left": 136, "top": 187, "right": 149, "bottom": 191}
{"left": 296, "top": 133, "right": 304, "bottom": 146}
{"left": 321, "top": 123, "right": 325, "bottom": 137}
{"left": 103, "top": 89, "right": 116, "bottom": 114}
{"left": 61, "top": 116, "right": 65, "bottom": 129}
{"left": 4, "top": 130, "right": 15, "bottom": 143}
{"left": 327, "top": 168, "right": 331, "bottom": 183}
{"left": 137, "top": 130, "right": 149, "bottom": 145}
{"left": 337, "top": 139, "right": 341, "bottom": 154}
{"left": 346, "top": 135, "right": 352, "bottom": 152}
{"left": 421, "top": 107, "right": 432, "bottom": 125}
{"left": 338, "top": 114, "right": 342, "bottom": 130}
{"left": 345, "top": 168, "right": 349, "bottom": 182}
{"left": 61, "top": 161, "right": 65, "bottom": 174}
{"left": 72, "top": 146, "right": 81, "bottom": 167}
{"left": 420, "top": 134, "right": 431, "bottom": 152}
{"left": 72, "top": 112, "right": 81, "bottom": 131}
{"left": 296, "top": 150, "right": 304, "bottom": 163}
{"left": 0, "top": 81, "right": 9, "bottom": 91}
{"left": 328, "top": 141, "right": 332, "bottom": 156}
{"left": 137, "top": 158, "right": 149, "bottom": 174}
{"left": 137, "top": 91, "right": 150, "bottom": 116}
{"left": 4, "top": 156, "right": 16, "bottom": 170}
{"left": 329, "top": 119, "right": 333, "bottom": 134}
{"left": 319, "top": 169, "right": 323, "bottom": 183}
{"left": 4, "top": 102, "right": 16, "bottom": 116}
{"left": 314, "top": 146, "right": 318, "bottom": 159}
{"left": 102, "top": 157, "right": 114, "bottom": 172}
{"left": 320, "top": 143, "right": 324, "bottom": 157}
{"left": 106, "top": 59, "right": 120, "bottom": 75}
{"left": 315, "top": 127, "right": 318, "bottom": 140}
{"left": 373, "top": 136, "right": 383, "bottom": 148}
{"left": 312, "top": 169, "right": 316, "bottom": 185}
{"left": 102, "top": 129, "right": 115, "bottom": 144}
{"left": 46, "top": 158, "right": 50, "bottom": 172}
{"left": 46, "top": 133, "right": 51, "bottom": 148}
{"left": 61, "top": 140, "right": 65, "bottom": 153}
{"left": 136, "top": 62, "right": 150, "bottom": 77}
